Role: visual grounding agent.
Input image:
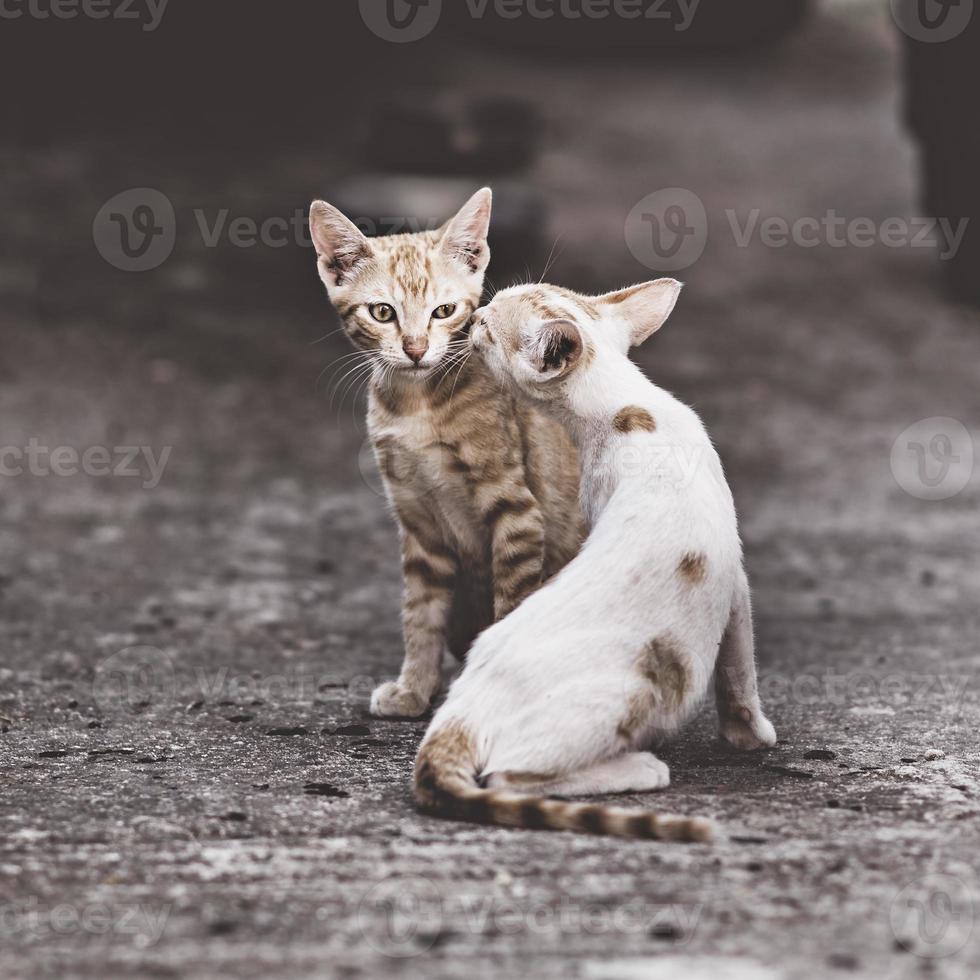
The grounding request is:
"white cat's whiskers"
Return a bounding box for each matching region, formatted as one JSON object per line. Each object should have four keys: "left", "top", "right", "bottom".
{"left": 539, "top": 235, "right": 564, "bottom": 283}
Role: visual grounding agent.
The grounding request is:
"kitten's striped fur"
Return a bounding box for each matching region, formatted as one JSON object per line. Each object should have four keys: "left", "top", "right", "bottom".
{"left": 309, "top": 190, "right": 584, "bottom": 717}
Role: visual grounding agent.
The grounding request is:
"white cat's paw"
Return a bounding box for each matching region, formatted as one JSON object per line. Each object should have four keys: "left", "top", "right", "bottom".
{"left": 370, "top": 681, "right": 431, "bottom": 719}
{"left": 627, "top": 754, "right": 671, "bottom": 791}
{"left": 720, "top": 709, "right": 777, "bottom": 751}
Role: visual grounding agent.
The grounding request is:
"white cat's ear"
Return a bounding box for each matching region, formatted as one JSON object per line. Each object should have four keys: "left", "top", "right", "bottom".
{"left": 439, "top": 188, "right": 492, "bottom": 275}
{"left": 597, "top": 279, "right": 683, "bottom": 348}
{"left": 309, "top": 200, "right": 372, "bottom": 290}
{"left": 527, "top": 319, "right": 583, "bottom": 376}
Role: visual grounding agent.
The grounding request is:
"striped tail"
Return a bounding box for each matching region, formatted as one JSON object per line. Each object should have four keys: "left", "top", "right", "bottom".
{"left": 414, "top": 722, "right": 716, "bottom": 843}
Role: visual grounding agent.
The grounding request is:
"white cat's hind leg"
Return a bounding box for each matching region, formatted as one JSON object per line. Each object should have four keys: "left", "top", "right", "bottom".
{"left": 488, "top": 753, "right": 670, "bottom": 796}
{"left": 716, "top": 570, "right": 777, "bottom": 750}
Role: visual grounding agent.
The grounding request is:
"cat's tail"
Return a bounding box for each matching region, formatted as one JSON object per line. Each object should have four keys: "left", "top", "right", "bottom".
{"left": 414, "top": 721, "right": 715, "bottom": 843}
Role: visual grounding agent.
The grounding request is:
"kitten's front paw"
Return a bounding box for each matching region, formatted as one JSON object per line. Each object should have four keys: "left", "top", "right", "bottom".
{"left": 720, "top": 709, "right": 777, "bottom": 752}
{"left": 370, "top": 681, "right": 431, "bottom": 719}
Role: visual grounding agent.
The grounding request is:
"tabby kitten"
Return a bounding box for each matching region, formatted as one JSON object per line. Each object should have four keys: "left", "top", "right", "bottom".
{"left": 309, "top": 189, "right": 584, "bottom": 718}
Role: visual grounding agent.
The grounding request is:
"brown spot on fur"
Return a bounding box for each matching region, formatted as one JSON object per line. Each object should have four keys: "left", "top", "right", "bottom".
{"left": 498, "top": 770, "right": 559, "bottom": 787}
{"left": 413, "top": 720, "right": 477, "bottom": 809}
{"left": 640, "top": 636, "right": 691, "bottom": 712}
{"left": 613, "top": 406, "right": 657, "bottom": 434}
{"left": 678, "top": 552, "right": 708, "bottom": 584}
{"left": 557, "top": 288, "right": 601, "bottom": 320}
{"left": 531, "top": 298, "right": 572, "bottom": 322}
{"left": 617, "top": 689, "right": 656, "bottom": 743}
{"left": 602, "top": 283, "right": 646, "bottom": 306}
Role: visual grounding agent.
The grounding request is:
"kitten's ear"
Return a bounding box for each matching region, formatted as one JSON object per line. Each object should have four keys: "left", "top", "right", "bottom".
{"left": 309, "top": 200, "right": 372, "bottom": 290}
{"left": 528, "top": 319, "right": 583, "bottom": 376}
{"left": 597, "top": 279, "right": 683, "bottom": 348}
{"left": 439, "top": 187, "right": 492, "bottom": 275}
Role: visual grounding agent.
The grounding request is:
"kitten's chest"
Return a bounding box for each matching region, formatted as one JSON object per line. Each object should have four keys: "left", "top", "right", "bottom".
{"left": 370, "top": 407, "right": 483, "bottom": 551}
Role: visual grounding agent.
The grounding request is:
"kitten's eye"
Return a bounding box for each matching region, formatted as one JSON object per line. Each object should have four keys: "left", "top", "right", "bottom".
{"left": 432, "top": 304, "right": 457, "bottom": 320}
{"left": 369, "top": 303, "right": 396, "bottom": 324}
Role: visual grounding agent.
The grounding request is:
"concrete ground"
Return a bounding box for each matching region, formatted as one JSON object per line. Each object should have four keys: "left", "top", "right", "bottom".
{"left": 1, "top": 4, "right": 978, "bottom": 979}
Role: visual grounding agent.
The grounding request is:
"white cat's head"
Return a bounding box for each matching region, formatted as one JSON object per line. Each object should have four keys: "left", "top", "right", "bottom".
{"left": 309, "top": 188, "right": 492, "bottom": 377}
{"left": 471, "top": 279, "right": 682, "bottom": 401}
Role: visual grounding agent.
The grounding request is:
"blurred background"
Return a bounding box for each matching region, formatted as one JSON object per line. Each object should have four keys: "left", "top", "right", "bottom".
{"left": 1, "top": 2, "right": 978, "bottom": 978}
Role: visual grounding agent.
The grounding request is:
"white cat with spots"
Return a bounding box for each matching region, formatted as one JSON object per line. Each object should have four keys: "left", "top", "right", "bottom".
{"left": 414, "top": 279, "right": 776, "bottom": 842}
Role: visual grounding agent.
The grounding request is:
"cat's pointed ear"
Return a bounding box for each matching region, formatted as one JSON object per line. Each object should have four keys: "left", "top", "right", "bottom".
{"left": 528, "top": 319, "right": 583, "bottom": 376}
{"left": 597, "top": 279, "right": 683, "bottom": 349}
{"left": 439, "top": 187, "right": 492, "bottom": 275}
{"left": 309, "top": 200, "right": 372, "bottom": 290}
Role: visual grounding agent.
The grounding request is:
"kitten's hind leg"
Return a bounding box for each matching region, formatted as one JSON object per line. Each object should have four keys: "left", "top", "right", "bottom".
{"left": 715, "top": 570, "right": 777, "bottom": 751}
{"left": 488, "top": 753, "right": 670, "bottom": 796}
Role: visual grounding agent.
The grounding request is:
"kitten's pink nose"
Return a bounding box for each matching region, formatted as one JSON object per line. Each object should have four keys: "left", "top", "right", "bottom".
{"left": 403, "top": 338, "right": 429, "bottom": 365}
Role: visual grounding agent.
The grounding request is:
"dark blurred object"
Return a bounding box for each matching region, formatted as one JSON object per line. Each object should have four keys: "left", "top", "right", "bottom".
{"left": 444, "top": 0, "right": 810, "bottom": 49}
{"left": 901, "top": 0, "right": 980, "bottom": 306}
{"left": 366, "top": 97, "right": 540, "bottom": 175}
{"left": 328, "top": 94, "right": 547, "bottom": 282}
